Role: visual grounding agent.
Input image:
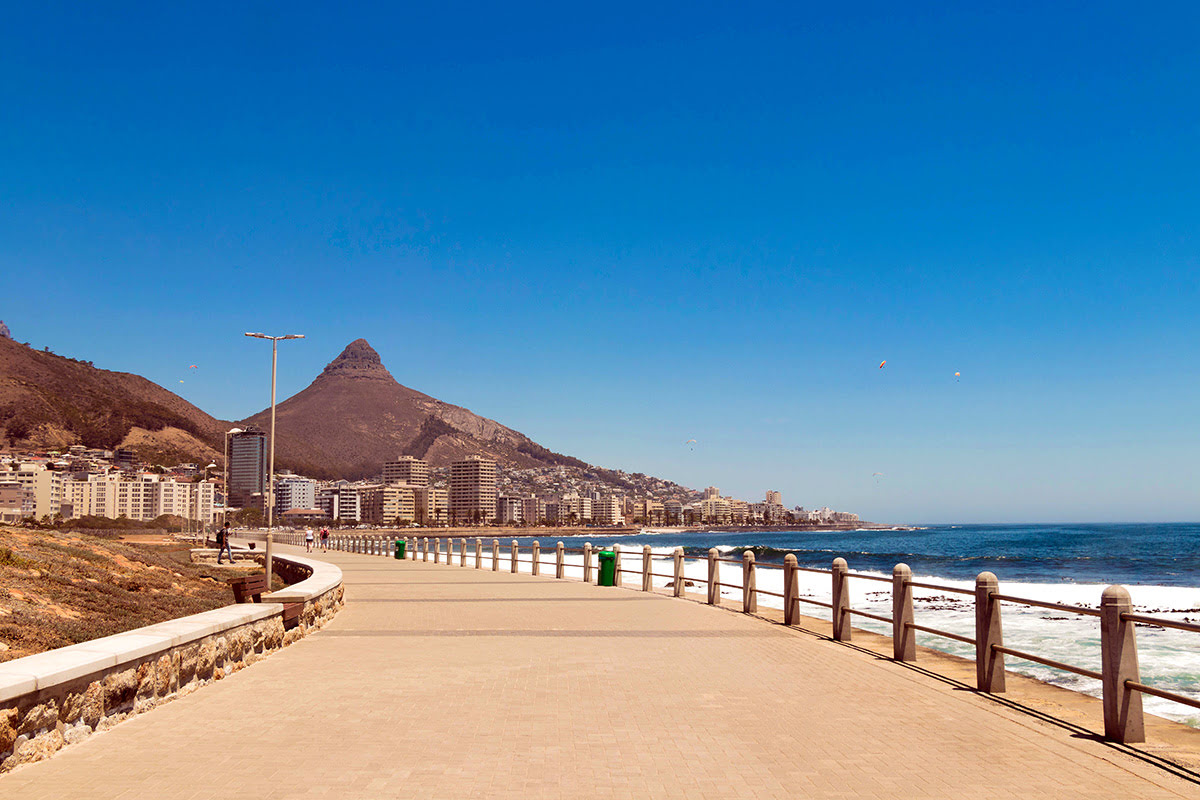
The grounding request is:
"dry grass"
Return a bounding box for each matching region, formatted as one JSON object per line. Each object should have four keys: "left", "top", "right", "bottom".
{"left": 0, "top": 526, "right": 264, "bottom": 662}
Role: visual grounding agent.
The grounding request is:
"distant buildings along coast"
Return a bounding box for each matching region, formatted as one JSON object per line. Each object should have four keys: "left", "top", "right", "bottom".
{"left": 0, "top": 447, "right": 860, "bottom": 529}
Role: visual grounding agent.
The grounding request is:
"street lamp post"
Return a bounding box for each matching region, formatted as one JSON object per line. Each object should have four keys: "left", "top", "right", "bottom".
{"left": 245, "top": 332, "right": 304, "bottom": 588}
{"left": 202, "top": 462, "right": 217, "bottom": 540}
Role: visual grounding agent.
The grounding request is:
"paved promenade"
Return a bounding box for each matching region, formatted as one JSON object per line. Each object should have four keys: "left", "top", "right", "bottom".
{"left": 3, "top": 544, "right": 1198, "bottom": 798}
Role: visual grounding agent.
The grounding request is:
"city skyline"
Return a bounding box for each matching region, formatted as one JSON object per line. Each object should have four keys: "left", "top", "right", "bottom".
{"left": 2, "top": 4, "right": 1198, "bottom": 523}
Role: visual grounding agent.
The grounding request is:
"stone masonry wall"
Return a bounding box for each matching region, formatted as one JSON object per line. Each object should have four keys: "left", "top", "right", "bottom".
{"left": 0, "top": 581, "right": 343, "bottom": 774}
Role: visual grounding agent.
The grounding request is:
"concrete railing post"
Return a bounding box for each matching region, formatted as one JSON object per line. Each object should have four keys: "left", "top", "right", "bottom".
{"left": 893, "top": 563, "right": 915, "bottom": 662}
{"left": 975, "top": 572, "right": 1006, "bottom": 693}
{"left": 642, "top": 545, "right": 652, "bottom": 592}
{"left": 742, "top": 551, "right": 757, "bottom": 613}
{"left": 672, "top": 547, "right": 684, "bottom": 597}
{"left": 475, "top": 538, "right": 482, "bottom": 569}
{"left": 511, "top": 540, "right": 519, "bottom": 573}
{"left": 492, "top": 539, "right": 499, "bottom": 571}
{"left": 422, "top": 538, "right": 429, "bottom": 561}
{"left": 460, "top": 537, "right": 467, "bottom": 566}
{"left": 434, "top": 537, "right": 441, "bottom": 564}
{"left": 447, "top": 536, "right": 455, "bottom": 563}
{"left": 556, "top": 541, "right": 565, "bottom": 579}
{"left": 832, "top": 558, "right": 850, "bottom": 641}
{"left": 783, "top": 554, "right": 798, "bottom": 625}
{"left": 1101, "top": 585, "right": 1145, "bottom": 743}
{"left": 532, "top": 541, "right": 540, "bottom": 576}
{"left": 613, "top": 544, "right": 622, "bottom": 587}
{"left": 583, "top": 543, "right": 593, "bottom": 583}
{"left": 707, "top": 548, "right": 719, "bottom": 604}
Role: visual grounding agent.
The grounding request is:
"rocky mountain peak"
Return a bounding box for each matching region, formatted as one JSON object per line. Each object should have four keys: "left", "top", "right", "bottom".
{"left": 319, "top": 338, "right": 391, "bottom": 380}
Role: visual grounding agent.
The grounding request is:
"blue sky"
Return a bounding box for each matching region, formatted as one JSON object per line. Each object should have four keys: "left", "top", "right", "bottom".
{"left": 2, "top": 2, "right": 1197, "bottom": 522}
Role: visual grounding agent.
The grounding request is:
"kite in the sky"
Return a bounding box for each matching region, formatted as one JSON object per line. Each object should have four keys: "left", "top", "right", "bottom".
{"left": 878, "top": 361, "right": 887, "bottom": 369}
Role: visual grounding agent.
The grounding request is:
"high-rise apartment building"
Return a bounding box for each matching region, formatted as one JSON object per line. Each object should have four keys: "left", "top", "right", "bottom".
{"left": 275, "top": 475, "right": 317, "bottom": 514}
{"left": 227, "top": 429, "right": 266, "bottom": 509}
{"left": 382, "top": 455, "right": 430, "bottom": 487}
{"left": 413, "top": 486, "right": 448, "bottom": 526}
{"left": 449, "top": 456, "right": 498, "bottom": 524}
{"left": 316, "top": 482, "right": 361, "bottom": 523}
{"left": 703, "top": 486, "right": 721, "bottom": 500}
{"left": 496, "top": 495, "right": 523, "bottom": 524}
{"left": 593, "top": 496, "right": 623, "bottom": 526}
{"left": 361, "top": 484, "right": 417, "bottom": 525}
{"left": 766, "top": 490, "right": 782, "bottom": 506}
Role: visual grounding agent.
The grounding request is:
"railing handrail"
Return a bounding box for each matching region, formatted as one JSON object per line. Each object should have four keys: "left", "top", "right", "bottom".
{"left": 383, "top": 534, "right": 1196, "bottom": 745}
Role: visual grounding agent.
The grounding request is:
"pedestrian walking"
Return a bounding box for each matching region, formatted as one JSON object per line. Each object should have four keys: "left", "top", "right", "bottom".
{"left": 217, "top": 523, "right": 234, "bottom": 564}
{"left": 305, "top": 528, "right": 315, "bottom": 552}
{"left": 320, "top": 527, "right": 329, "bottom": 552}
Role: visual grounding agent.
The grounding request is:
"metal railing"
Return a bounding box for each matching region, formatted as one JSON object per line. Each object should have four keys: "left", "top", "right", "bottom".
{"left": 309, "top": 533, "right": 1197, "bottom": 745}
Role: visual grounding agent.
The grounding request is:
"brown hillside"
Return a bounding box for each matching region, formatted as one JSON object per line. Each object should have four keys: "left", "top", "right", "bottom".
{"left": 0, "top": 336, "right": 226, "bottom": 460}
{"left": 241, "top": 339, "right": 586, "bottom": 479}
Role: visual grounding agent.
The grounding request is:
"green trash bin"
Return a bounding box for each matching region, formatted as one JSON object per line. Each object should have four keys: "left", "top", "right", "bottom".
{"left": 394, "top": 539, "right": 406, "bottom": 560}
{"left": 598, "top": 550, "right": 616, "bottom": 586}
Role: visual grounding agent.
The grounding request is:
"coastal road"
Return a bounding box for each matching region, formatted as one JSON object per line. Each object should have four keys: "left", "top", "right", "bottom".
{"left": 3, "top": 543, "right": 1198, "bottom": 798}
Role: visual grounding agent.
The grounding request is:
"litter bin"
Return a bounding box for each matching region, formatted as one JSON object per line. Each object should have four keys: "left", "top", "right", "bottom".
{"left": 598, "top": 550, "right": 616, "bottom": 586}
{"left": 394, "top": 539, "right": 406, "bottom": 560}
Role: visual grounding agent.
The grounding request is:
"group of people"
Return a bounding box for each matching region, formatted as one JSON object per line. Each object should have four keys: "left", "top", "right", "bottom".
{"left": 305, "top": 527, "right": 331, "bottom": 553}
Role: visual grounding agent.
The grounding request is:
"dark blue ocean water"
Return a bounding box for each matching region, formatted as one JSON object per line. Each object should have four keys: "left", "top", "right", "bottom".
{"left": 510, "top": 523, "right": 1200, "bottom": 587}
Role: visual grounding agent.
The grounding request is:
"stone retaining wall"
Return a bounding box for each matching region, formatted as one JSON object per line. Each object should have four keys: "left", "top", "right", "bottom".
{"left": 0, "top": 553, "right": 342, "bottom": 774}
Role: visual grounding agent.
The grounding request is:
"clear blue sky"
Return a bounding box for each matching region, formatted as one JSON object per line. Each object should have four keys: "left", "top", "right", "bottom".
{"left": 2, "top": 2, "right": 1197, "bottom": 523}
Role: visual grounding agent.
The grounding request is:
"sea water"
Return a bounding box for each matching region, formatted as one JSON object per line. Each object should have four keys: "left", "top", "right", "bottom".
{"left": 488, "top": 523, "right": 1200, "bottom": 727}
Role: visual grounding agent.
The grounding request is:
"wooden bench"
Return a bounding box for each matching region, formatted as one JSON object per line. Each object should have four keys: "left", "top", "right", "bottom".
{"left": 281, "top": 603, "right": 302, "bottom": 630}
{"left": 228, "top": 573, "right": 268, "bottom": 603}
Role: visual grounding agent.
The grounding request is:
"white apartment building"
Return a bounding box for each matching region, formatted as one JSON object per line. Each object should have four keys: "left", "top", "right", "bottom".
{"left": 275, "top": 475, "right": 317, "bottom": 514}
{"left": 59, "top": 474, "right": 215, "bottom": 523}
{"left": 316, "top": 483, "right": 361, "bottom": 523}
{"left": 449, "top": 457, "right": 498, "bottom": 524}
{"left": 592, "top": 496, "right": 623, "bottom": 526}
{"left": 2, "top": 462, "right": 64, "bottom": 519}
{"left": 701, "top": 496, "right": 732, "bottom": 524}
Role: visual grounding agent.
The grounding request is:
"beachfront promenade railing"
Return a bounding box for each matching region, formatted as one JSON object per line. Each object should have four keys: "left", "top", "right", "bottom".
{"left": 266, "top": 530, "right": 1199, "bottom": 745}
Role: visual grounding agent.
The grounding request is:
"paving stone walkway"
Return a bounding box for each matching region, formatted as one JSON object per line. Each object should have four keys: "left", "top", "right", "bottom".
{"left": 3, "top": 544, "right": 1199, "bottom": 799}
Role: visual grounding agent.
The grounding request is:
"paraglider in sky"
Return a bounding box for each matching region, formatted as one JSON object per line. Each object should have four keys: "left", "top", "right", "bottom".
{"left": 685, "top": 439, "right": 697, "bottom": 451}
{"left": 954, "top": 372, "right": 961, "bottom": 381}
{"left": 189, "top": 364, "right": 198, "bottom": 369}
{"left": 878, "top": 360, "right": 887, "bottom": 369}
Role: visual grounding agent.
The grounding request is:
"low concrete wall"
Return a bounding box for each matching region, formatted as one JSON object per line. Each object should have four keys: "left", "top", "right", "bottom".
{"left": 0, "top": 552, "right": 343, "bottom": 774}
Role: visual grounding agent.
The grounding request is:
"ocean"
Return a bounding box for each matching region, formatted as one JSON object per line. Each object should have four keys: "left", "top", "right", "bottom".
{"left": 487, "top": 523, "right": 1200, "bottom": 727}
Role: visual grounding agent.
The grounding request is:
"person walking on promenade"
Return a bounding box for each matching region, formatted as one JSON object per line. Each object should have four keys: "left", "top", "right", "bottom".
{"left": 305, "top": 528, "right": 315, "bottom": 552}
{"left": 320, "top": 527, "right": 329, "bottom": 552}
{"left": 217, "top": 523, "right": 234, "bottom": 564}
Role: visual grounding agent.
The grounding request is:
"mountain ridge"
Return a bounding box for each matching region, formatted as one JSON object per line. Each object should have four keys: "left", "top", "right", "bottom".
{"left": 239, "top": 339, "right": 588, "bottom": 479}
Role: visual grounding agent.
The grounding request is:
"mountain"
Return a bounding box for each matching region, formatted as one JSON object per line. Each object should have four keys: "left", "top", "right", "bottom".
{"left": 240, "top": 339, "right": 588, "bottom": 479}
{"left": 0, "top": 336, "right": 226, "bottom": 462}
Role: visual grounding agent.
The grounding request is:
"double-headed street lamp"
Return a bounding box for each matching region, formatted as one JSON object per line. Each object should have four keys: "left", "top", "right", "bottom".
{"left": 245, "top": 332, "right": 304, "bottom": 588}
